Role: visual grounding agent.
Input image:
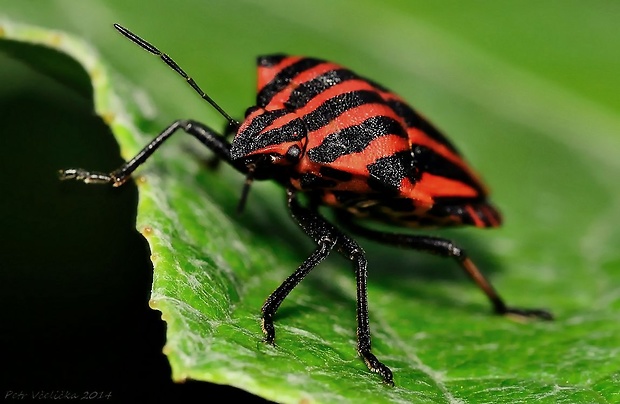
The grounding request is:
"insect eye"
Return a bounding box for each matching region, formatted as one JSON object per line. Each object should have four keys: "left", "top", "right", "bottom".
{"left": 285, "top": 145, "right": 302, "bottom": 162}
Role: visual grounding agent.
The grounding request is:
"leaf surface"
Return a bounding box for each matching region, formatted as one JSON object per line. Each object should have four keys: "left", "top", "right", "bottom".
{"left": 2, "top": 2, "right": 618, "bottom": 402}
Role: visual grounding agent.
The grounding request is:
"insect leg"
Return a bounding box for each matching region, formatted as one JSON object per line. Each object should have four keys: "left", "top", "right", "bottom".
{"left": 59, "top": 119, "right": 246, "bottom": 186}
{"left": 341, "top": 236, "right": 394, "bottom": 386}
{"left": 338, "top": 214, "right": 553, "bottom": 321}
{"left": 205, "top": 122, "right": 240, "bottom": 169}
{"left": 261, "top": 234, "right": 336, "bottom": 344}
{"left": 264, "top": 190, "right": 393, "bottom": 384}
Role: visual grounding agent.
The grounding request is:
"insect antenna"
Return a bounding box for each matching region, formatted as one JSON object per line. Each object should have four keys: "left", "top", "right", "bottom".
{"left": 113, "top": 23, "right": 239, "bottom": 127}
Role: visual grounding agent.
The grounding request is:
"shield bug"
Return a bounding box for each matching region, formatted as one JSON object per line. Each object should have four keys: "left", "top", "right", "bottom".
{"left": 60, "top": 24, "right": 553, "bottom": 385}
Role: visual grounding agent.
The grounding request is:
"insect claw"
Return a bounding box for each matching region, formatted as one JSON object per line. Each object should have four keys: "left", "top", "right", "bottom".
{"left": 111, "top": 176, "right": 129, "bottom": 187}
{"left": 261, "top": 336, "right": 275, "bottom": 346}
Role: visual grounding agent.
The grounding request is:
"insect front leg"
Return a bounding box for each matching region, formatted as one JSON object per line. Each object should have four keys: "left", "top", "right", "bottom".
{"left": 261, "top": 190, "right": 393, "bottom": 385}
{"left": 59, "top": 119, "right": 246, "bottom": 186}
{"left": 204, "top": 121, "right": 240, "bottom": 169}
{"left": 338, "top": 214, "right": 553, "bottom": 320}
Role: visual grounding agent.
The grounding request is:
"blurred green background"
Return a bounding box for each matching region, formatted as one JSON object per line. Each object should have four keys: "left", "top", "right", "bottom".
{"left": 1, "top": 1, "right": 618, "bottom": 403}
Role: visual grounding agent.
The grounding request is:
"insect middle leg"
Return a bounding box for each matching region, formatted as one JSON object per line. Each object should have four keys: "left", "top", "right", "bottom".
{"left": 261, "top": 189, "right": 394, "bottom": 385}
{"left": 337, "top": 214, "right": 553, "bottom": 320}
{"left": 59, "top": 119, "right": 246, "bottom": 186}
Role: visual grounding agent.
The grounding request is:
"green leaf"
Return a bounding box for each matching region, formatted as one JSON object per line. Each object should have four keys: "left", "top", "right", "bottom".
{"left": 2, "top": 1, "right": 619, "bottom": 403}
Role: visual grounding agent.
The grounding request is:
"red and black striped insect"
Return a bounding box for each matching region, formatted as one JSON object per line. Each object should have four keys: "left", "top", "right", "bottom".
{"left": 61, "top": 24, "right": 553, "bottom": 385}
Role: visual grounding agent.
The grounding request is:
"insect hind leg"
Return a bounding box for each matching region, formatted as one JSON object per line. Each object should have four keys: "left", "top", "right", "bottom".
{"left": 337, "top": 213, "right": 553, "bottom": 321}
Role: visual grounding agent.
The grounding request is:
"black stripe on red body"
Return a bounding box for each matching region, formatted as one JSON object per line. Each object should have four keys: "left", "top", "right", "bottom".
{"left": 231, "top": 55, "right": 502, "bottom": 228}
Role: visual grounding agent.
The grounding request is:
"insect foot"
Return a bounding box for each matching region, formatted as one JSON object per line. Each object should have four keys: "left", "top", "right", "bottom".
{"left": 360, "top": 349, "right": 394, "bottom": 386}
{"left": 501, "top": 306, "right": 554, "bottom": 321}
{"left": 58, "top": 168, "right": 116, "bottom": 185}
{"left": 260, "top": 312, "right": 276, "bottom": 345}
